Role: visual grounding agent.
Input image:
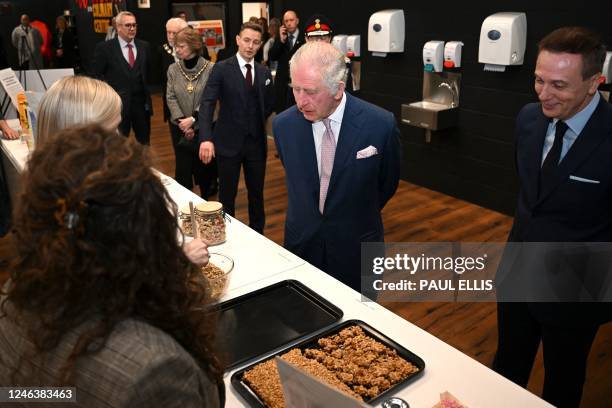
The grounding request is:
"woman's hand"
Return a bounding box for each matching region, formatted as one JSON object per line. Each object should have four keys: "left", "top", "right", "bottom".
{"left": 178, "top": 117, "right": 194, "bottom": 132}
{"left": 183, "top": 238, "right": 209, "bottom": 266}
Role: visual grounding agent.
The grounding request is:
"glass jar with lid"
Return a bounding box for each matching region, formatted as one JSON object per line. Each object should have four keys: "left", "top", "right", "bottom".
{"left": 178, "top": 206, "right": 194, "bottom": 237}
{"left": 194, "top": 201, "right": 226, "bottom": 245}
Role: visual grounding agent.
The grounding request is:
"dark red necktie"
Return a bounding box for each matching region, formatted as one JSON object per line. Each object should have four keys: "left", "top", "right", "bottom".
{"left": 245, "top": 63, "right": 253, "bottom": 88}
{"left": 127, "top": 43, "right": 135, "bottom": 68}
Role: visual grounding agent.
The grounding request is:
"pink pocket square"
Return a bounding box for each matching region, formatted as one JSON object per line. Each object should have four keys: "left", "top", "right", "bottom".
{"left": 356, "top": 145, "right": 378, "bottom": 159}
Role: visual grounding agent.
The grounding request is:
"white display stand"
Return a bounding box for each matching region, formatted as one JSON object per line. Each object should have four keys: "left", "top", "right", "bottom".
{"left": 0, "top": 68, "right": 73, "bottom": 119}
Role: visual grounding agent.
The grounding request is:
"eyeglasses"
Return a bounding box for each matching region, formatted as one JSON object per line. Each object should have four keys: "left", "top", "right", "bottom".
{"left": 121, "top": 23, "right": 137, "bottom": 29}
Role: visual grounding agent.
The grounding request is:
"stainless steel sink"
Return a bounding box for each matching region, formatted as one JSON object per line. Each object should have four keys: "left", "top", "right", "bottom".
{"left": 400, "top": 71, "right": 461, "bottom": 133}
{"left": 401, "top": 101, "right": 458, "bottom": 130}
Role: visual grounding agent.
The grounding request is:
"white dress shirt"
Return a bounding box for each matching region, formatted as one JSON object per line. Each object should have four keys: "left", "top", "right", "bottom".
{"left": 118, "top": 36, "right": 137, "bottom": 64}
{"left": 311, "top": 92, "right": 347, "bottom": 177}
{"left": 236, "top": 52, "right": 255, "bottom": 85}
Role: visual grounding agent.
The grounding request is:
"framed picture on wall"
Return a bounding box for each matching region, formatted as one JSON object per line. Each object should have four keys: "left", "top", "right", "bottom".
{"left": 138, "top": 0, "right": 150, "bottom": 8}
{"left": 171, "top": 2, "right": 226, "bottom": 30}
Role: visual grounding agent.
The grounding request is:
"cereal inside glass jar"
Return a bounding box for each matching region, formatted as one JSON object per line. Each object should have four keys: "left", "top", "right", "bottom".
{"left": 194, "top": 201, "right": 226, "bottom": 245}
{"left": 179, "top": 206, "right": 194, "bottom": 237}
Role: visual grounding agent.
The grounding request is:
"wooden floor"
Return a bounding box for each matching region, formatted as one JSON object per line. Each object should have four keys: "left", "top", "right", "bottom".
{"left": 1, "top": 94, "right": 609, "bottom": 406}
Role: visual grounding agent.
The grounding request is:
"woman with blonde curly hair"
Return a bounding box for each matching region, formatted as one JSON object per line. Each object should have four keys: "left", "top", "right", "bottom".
{"left": 36, "top": 76, "right": 122, "bottom": 145}
{"left": 0, "top": 124, "right": 224, "bottom": 407}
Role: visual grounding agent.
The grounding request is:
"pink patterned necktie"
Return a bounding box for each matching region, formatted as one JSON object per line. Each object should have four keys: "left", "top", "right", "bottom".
{"left": 127, "top": 43, "right": 135, "bottom": 68}
{"left": 319, "top": 118, "right": 336, "bottom": 213}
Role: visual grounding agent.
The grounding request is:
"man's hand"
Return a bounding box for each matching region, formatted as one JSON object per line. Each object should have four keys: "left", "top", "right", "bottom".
{"left": 178, "top": 117, "right": 194, "bottom": 132}
{"left": 279, "top": 25, "right": 288, "bottom": 43}
{"left": 199, "top": 141, "right": 215, "bottom": 164}
{"left": 183, "top": 238, "right": 209, "bottom": 266}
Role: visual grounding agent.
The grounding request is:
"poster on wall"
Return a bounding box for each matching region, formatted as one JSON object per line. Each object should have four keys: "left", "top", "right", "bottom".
{"left": 189, "top": 20, "right": 225, "bottom": 50}
{"left": 91, "top": 0, "right": 126, "bottom": 34}
{"left": 137, "top": 0, "right": 150, "bottom": 8}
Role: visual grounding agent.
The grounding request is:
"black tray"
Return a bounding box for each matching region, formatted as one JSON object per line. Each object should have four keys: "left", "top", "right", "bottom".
{"left": 211, "top": 279, "right": 343, "bottom": 371}
{"left": 231, "top": 319, "right": 426, "bottom": 406}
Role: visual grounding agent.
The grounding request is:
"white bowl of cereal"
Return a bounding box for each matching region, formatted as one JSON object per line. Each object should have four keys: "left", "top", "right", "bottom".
{"left": 202, "top": 253, "right": 234, "bottom": 300}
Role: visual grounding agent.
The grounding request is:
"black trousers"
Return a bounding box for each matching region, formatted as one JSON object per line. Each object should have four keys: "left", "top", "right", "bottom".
{"left": 119, "top": 95, "right": 151, "bottom": 145}
{"left": 493, "top": 302, "right": 599, "bottom": 408}
{"left": 169, "top": 122, "right": 217, "bottom": 198}
{"left": 217, "top": 136, "right": 266, "bottom": 234}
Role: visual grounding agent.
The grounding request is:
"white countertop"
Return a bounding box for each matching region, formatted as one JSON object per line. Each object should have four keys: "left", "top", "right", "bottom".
{"left": 0, "top": 119, "right": 28, "bottom": 174}
{"left": 155, "top": 171, "right": 306, "bottom": 293}
{"left": 1, "top": 130, "right": 552, "bottom": 408}
{"left": 222, "top": 265, "right": 553, "bottom": 408}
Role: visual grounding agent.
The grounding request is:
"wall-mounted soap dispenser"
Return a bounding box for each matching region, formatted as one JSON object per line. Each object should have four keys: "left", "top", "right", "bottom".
{"left": 332, "top": 35, "right": 348, "bottom": 55}
{"left": 423, "top": 41, "right": 445, "bottom": 72}
{"left": 478, "top": 12, "right": 527, "bottom": 72}
{"left": 602, "top": 51, "right": 612, "bottom": 102}
{"left": 346, "top": 35, "right": 361, "bottom": 58}
{"left": 602, "top": 51, "right": 612, "bottom": 84}
{"left": 444, "top": 41, "right": 464, "bottom": 69}
{"left": 368, "top": 9, "right": 405, "bottom": 57}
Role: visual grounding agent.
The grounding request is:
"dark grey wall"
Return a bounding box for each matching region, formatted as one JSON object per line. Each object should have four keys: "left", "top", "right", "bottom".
{"left": 275, "top": 1, "right": 612, "bottom": 215}
{"left": 0, "top": 0, "right": 71, "bottom": 69}
{"left": 4, "top": 1, "right": 611, "bottom": 216}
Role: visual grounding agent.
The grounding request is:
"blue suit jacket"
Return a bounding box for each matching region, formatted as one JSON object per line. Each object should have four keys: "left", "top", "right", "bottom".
{"left": 198, "top": 55, "right": 274, "bottom": 157}
{"left": 502, "top": 97, "right": 612, "bottom": 326}
{"left": 511, "top": 98, "right": 612, "bottom": 243}
{"left": 273, "top": 94, "right": 401, "bottom": 290}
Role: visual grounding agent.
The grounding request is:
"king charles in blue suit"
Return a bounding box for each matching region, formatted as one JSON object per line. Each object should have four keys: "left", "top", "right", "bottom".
{"left": 273, "top": 42, "right": 400, "bottom": 293}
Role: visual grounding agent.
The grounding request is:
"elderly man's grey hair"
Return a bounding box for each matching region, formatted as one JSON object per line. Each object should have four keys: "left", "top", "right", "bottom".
{"left": 166, "top": 17, "right": 188, "bottom": 29}
{"left": 290, "top": 41, "right": 348, "bottom": 94}
{"left": 116, "top": 11, "right": 135, "bottom": 25}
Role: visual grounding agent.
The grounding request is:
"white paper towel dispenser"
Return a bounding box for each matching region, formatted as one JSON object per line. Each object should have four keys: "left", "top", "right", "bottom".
{"left": 478, "top": 12, "right": 527, "bottom": 72}
{"left": 368, "top": 9, "right": 404, "bottom": 57}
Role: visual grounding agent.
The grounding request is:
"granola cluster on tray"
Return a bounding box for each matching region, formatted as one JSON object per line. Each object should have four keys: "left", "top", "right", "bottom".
{"left": 242, "top": 325, "right": 419, "bottom": 408}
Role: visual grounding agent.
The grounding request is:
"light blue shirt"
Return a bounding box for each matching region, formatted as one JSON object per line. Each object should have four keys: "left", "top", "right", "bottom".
{"left": 541, "top": 91, "right": 600, "bottom": 165}
{"left": 117, "top": 36, "right": 137, "bottom": 64}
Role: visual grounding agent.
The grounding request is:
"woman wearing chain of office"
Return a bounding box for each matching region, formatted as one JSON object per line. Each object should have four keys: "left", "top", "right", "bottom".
{"left": 166, "top": 27, "right": 218, "bottom": 199}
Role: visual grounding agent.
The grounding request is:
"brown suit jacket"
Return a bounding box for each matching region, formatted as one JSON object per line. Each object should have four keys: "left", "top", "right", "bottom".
{"left": 0, "top": 300, "right": 221, "bottom": 407}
